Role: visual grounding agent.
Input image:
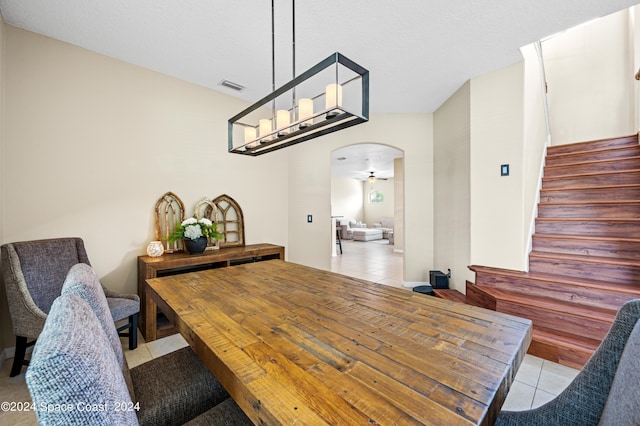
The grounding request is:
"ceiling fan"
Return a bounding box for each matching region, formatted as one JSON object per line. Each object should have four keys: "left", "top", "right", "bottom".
{"left": 367, "top": 171, "right": 389, "bottom": 183}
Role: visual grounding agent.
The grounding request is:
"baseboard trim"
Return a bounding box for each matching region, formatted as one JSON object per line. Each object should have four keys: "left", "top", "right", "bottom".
{"left": 3, "top": 346, "right": 14, "bottom": 359}
{"left": 2, "top": 344, "right": 34, "bottom": 362}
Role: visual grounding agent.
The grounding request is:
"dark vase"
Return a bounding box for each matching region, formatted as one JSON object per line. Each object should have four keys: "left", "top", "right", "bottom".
{"left": 184, "top": 236, "right": 208, "bottom": 254}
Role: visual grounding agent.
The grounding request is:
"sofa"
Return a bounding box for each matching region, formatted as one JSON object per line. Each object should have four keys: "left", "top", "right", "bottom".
{"left": 371, "top": 217, "right": 394, "bottom": 243}
{"left": 371, "top": 217, "right": 394, "bottom": 239}
{"left": 338, "top": 218, "right": 367, "bottom": 240}
{"left": 352, "top": 228, "right": 384, "bottom": 241}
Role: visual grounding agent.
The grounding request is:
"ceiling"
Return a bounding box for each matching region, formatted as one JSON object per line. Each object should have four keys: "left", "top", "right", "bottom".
{"left": 331, "top": 144, "right": 403, "bottom": 181}
{"left": 1, "top": 0, "right": 637, "bottom": 179}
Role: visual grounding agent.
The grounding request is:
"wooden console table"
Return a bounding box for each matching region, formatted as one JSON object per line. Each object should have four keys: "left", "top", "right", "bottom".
{"left": 137, "top": 243, "right": 284, "bottom": 341}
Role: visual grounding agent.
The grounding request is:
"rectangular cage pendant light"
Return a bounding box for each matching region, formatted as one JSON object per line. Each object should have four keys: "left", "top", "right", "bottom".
{"left": 228, "top": 52, "right": 369, "bottom": 156}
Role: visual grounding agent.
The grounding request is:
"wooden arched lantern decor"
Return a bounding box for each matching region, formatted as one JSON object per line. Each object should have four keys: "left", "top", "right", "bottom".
{"left": 194, "top": 197, "right": 220, "bottom": 250}
{"left": 154, "top": 191, "right": 185, "bottom": 253}
{"left": 211, "top": 194, "right": 245, "bottom": 248}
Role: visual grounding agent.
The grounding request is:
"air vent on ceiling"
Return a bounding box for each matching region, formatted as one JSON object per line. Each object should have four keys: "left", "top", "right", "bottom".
{"left": 219, "top": 80, "right": 245, "bottom": 91}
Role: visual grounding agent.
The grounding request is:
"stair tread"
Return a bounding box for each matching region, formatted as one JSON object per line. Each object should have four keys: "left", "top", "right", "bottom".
{"left": 479, "top": 287, "right": 616, "bottom": 320}
{"left": 546, "top": 144, "right": 640, "bottom": 160}
{"left": 469, "top": 264, "right": 640, "bottom": 295}
{"left": 541, "top": 183, "right": 640, "bottom": 192}
{"left": 536, "top": 217, "right": 640, "bottom": 222}
{"left": 542, "top": 169, "right": 640, "bottom": 181}
{"left": 529, "top": 250, "right": 640, "bottom": 267}
{"left": 538, "top": 200, "right": 640, "bottom": 206}
{"left": 533, "top": 233, "right": 640, "bottom": 244}
{"left": 545, "top": 155, "right": 640, "bottom": 169}
{"left": 547, "top": 135, "right": 638, "bottom": 155}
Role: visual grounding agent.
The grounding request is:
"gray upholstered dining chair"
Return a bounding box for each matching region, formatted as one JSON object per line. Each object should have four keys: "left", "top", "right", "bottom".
{"left": 26, "top": 263, "right": 250, "bottom": 425}
{"left": 1, "top": 237, "right": 139, "bottom": 377}
{"left": 496, "top": 298, "right": 640, "bottom": 426}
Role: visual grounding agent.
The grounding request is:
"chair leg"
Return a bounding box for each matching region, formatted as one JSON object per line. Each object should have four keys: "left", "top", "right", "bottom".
{"left": 117, "top": 314, "right": 138, "bottom": 350}
{"left": 129, "top": 313, "right": 138, "bottom": 350}
{"left": 10, "top": 336, "right": 34, "bottom": 377}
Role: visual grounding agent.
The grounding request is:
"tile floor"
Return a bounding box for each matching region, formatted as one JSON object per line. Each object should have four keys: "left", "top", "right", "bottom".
{"left": 0, "top": 240, "right": 580, "bottom": 424}
{"left": 331, "top": 239, "right": 405, "bottom": 287}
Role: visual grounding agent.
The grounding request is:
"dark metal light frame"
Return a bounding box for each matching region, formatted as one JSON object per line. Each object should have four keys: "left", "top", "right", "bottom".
{"left": 228, "top": 52, "right": 369, "bottom": 156}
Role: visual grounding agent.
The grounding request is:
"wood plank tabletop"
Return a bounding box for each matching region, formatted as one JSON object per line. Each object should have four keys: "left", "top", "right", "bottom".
{"left": 145, "top": 259, "right": 532, "bottom": 425}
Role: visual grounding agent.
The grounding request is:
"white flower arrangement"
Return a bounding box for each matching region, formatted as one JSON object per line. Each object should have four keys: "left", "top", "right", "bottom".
{"left": 167, "top": 216, "right": 222, "bottom": 242}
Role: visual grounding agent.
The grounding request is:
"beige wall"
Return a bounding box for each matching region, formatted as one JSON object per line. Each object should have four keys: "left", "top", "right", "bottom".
{"left": 287, "top": 114, "right": 433, "bottom": 285}
{"left": 329, "top": 176, "right": 395, "bottom": 227}
{"left": 470, "top": 62, "right": 526, "bottom": 272}
{"left": 543, "top": 8, "right": 635, "bottom": 145}
{"left": 521, "top": 43, "right": 551, "bottom": 266}
{"left": 0, "top": 26, "right": 290, "bottom": 352}
{"left": 393, "top": 158, "right": 404, "bottom": 252}
{"left": 363, "top": 178, "right": 394, "bottom": 225}
{"left": 331, "top": 177, "right": 363, "bottom": 222}
{"left": 433, "top": 82, "right": 470, "bottom": 292}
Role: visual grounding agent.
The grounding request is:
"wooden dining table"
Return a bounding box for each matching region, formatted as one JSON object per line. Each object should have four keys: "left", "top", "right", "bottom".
{"left": 145, "top": 259, "right": 532, "bottom": 425}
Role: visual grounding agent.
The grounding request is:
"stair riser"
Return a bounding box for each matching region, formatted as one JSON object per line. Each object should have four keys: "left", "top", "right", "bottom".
{"left": 535, "top": 220, "right": 640, "bottom": 239}
{"left": 547, "top": 135, "right": 638, "bottom": 156}
{"left": 532, "top": 236, "right": 640, "bottom": 260}
{"left": 542, "top": 172, "right": 640, "bottom": 189}
{"left": 544, "top": 157, "right": 640, "bottom": 177}
{"left": 546, "top": 146, "right": 640, "bottom": 167}
{"left": 465, "top": 282, "right": 496, "bottom": 310}
{"left": 473, "top": 271, "right": 639, "bottom": 311}
{"left": 540, "top": 187, "right": 640, "bottom": 203}
{"left": 529, "top": 257, "right": 640, "bottom": 285}
{"left": 496, "top": 300, "right": 611, "bottom": 341}
{"left": 528, "top": 339, "right": 591, "bottom": 370}
{"left": 537, "top": 203, "right": 640, "bottom": 219}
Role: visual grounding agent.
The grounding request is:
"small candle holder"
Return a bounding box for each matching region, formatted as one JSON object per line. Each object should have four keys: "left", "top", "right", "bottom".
{"left": 146, "top": 241, "right": 165, "bottom": 257}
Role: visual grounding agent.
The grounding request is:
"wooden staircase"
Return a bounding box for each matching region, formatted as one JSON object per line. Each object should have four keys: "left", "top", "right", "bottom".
{"left": 467, "top": 134, "right": 640, "bottom": 369}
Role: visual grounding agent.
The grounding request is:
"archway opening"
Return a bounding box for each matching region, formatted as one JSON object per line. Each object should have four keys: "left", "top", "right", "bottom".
{"left": 330, "top": 143, "right": 405, "bottom": 286}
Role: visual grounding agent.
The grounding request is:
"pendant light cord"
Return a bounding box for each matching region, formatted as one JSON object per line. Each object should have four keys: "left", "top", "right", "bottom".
{"left": 271, "top": 0, "right": 298, "bottom": 118}
{"left": 292, "top": 0, "right": 296, "bottom": 112}
{"left": 271, "top": 0, "right": 276, "bottom": 116}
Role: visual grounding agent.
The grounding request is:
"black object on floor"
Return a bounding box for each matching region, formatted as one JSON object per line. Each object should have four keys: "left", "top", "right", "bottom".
{"left": 412, "top": 285, "right": 434, "bottom": 296}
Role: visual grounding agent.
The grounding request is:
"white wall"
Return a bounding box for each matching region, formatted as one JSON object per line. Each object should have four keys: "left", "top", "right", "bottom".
{"left": 393, "top": 158, "right": 405, "bottom": 252}
{"left": 331, "top": 177, "right": 363, "bottom": 222}
{"left": 543, "top": 8, "right": 635, "bottom": 145}
{"left": 363, "top": 178, "right": 394, "bottom": 226}
{"left": 287, "top": 114, "right": 433, "bottom": 285}
{"left": 434, "top": 82, "right": 471, "bottom": 292}
{"left": 521, "top": 43, "right": 551, "bottom": 267}
{"left": 0, "top": 26, "right": 290, "bottom": 348}
{"left": 470, "top": 62, "right": 526, "bottom": 272}
{"left": 635, "top": 6, "right": 640, "bottom": 132}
